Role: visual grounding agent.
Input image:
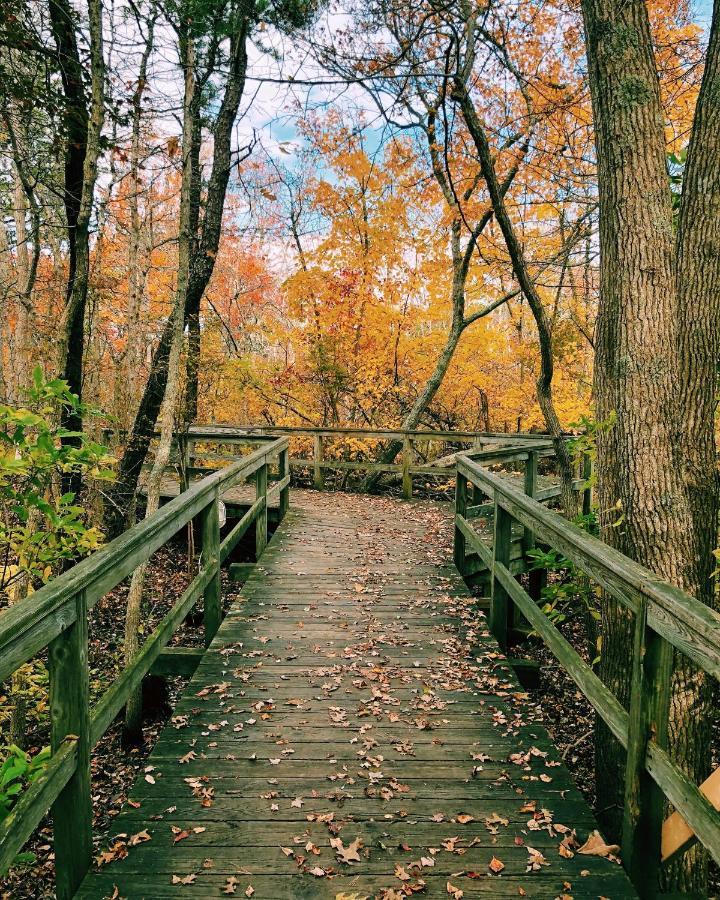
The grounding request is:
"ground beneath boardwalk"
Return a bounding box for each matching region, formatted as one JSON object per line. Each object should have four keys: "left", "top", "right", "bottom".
{"left": 77, "top": 491, "right": 636, "bottom": 899}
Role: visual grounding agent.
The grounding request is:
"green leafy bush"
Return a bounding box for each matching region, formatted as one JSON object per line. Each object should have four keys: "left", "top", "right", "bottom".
{"left": 0, "top": 367, "right": 115, "bottom": 597}
{"left": 0, "top": 744, "right": 51, "bottom": 874}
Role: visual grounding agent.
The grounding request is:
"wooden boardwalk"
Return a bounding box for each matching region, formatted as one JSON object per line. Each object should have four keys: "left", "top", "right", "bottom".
{"left": 77, "top": 492, "right": 636, "bottom": 899}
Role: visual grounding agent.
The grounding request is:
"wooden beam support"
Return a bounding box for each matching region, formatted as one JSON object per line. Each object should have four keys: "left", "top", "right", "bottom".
{"left": 200, "top": 492, "right": 221, "bottom": 646}
{"left": 48, "top": 590, "right": 92, "bottom": 900}
{"left": 255, "top": 463, "right": 268, "bottom": 559}
{"left": 490, "top": 503, "right": 513, "bottom": 651}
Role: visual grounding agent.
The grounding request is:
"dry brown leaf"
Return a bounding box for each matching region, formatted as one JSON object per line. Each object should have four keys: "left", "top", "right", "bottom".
{"left": 577, "top": 830, "right": 620, "bottom": 858}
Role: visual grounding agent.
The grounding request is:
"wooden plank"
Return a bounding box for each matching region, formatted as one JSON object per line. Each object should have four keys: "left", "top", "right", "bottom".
{"left": 0, "top": 437, "right": 289, "bottom": 683}
{"left": 219, "top": 496, "right": 264, "bottom": 564}
{"left": 255, "top": 462, "right": 268, "bottom": 558}
{"left": 150, "top": 647, "right": 204, "bottom": 677}
{"left": 453, "top": 471, "right": 467, "bottom": 572}
{"left": 402, "top": 436, "right": 413, "bottom": 499}
{"left": 494, "top": 560, "right": 629, "bottom": 746}
{"left": 200, "top": 492, "right": 222, "bottom": 646}
{"left": 458, "top": 457, "right": 720, "bottom": 679}
{"left": 313, "top": 434, "right": 324, "bottom": 490}
{"left": 279, "top": 447, "right": 290, "bottom": 519}
{"left": 621, "top": 614, "right": 672, "bottom": 891}
{"left": 90, "top": 565, "right": 213, "bottom": 743}
{"left": 77, "top": 489, "right": 634, "bottom": 900}
{"left": 646, "top": 742, "right": 720, "bottom": 869}
{"left": 48, "top": 590, "right": 92, "bottom": 900}
{"left": 490, "top": 502, "right": 512, "bottom": 651}
{"left": 0, "top": 741, "right": 76, "bottom": 876}
{"left": 662, "top": 767, "right": 720, "bottom": 864}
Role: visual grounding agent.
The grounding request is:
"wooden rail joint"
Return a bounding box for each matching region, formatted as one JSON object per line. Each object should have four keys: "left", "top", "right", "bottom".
{"left": 0, "top": 435, "right": 290, "bottom": 897}
{"left": 451, "top": 449, "right": 720, "bottom": 898}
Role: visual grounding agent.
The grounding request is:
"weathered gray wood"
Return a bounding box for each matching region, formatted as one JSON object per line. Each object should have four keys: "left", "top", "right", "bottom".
{"left": 453, "top": 473, "right": 467, "bottom": 572}
{"left": 228, "top": 562, "right": 256, "bottom": 582}
{"left": 490, "top": 503, "right": 513, "bottom": 650}
{"left": 622, "top": 611, "right": 672, "bottom": 894}
{"left": 255, "top": 463, "right": 268, "bottom": 558}
{"left": 0, "top": 437, "right": 289, "bottom": 683}
{"left": 279, "top": 447, "right": 290, "bottom": 519}
{"left": 493, "top": 560, "right": 629, "bottom": 746}
{"left": 646, "top": 742, "right": 720, "bottom": 869}
{"left": 0, "top": 741, "right": 75, "bottom": 877}
{"left": 200, "top": 492, "right": 222, "bottom": 646}
{"left": 402, "top": 436, "right": 413, "bottom": 499}
{"left": 48, "top": 590, "right": 92, "bottom": 900}
{"left": 522, "top": 449, "right": 538, "bottom": 555}
{"left": 149, "top": 646, "right": 204, "bottom": 677}
{"left": 457, "top": 457, "right": 720, "bottom": 678}
{"left": 312, "top": 433, "right": 324, "bottom": 490}
{"left": 90, "top": 565, "right": 213, "bottom": 743}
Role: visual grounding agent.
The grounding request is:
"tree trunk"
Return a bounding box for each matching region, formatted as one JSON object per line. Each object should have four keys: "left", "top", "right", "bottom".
{"left": 580, "top": 2, "right": 715, "bottom": 891}
{"left": 106, "top": 5, "right": 251, "bottom": 537}
{"left": 49, "top": 0, "right": 105, "bottom": 497}
{"left": 123, "top": 23, "right": 197, "bottom": 739}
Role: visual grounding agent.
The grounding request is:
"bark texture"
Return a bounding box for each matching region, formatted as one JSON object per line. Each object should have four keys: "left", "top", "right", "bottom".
{"left": 105, "top": 1, "right": 252, "bottom": 538}
{"left": 581, "top": 2, "right": 720, "bottom": 891}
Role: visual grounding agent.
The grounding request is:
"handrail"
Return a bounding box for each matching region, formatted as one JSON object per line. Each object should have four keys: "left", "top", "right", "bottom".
{"left": 453, "top": 452, "right": 720, "bottom": 896}
{"left": 0, "top": 436, "right": 290, "bottom": 899}
{"left": 169, "top": 424, "right": 563, "bottom": 500}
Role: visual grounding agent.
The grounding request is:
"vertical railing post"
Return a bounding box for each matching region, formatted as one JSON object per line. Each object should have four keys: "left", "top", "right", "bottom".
{"left": 49, "top": 590, "right": 92, "bottom": 900}
{"left": 402, "top": 436, "right": 413, "bottom": 500}
{"left": 490, "top": 501, "right": 512, "bottom": 651}
{"left": 453, "top": 468, "right": 467, "bottom": 573}
{"left": 522, "top": 450, "right": 538, "bottom": 554}
{"left": 179, "top": 433, "right": 190, "bottom": 493}
{"left": 621, "top": 607, "right": 672, "bottom": 895}
{"left": 279, "top": 445, "right": 290, "bottom": 521}
{"left": 523, "top": 449, "right": 545, "bottom": 602}
{"left": 255, "top": 460, "right": 268, "bottom": 558}
{"left": 313, "top": 434, "right": 324, "bottom": 491}
{"left": 582, "top": 451, "right": 592, "bottom": 517}
{"left": 200, "top": 491, "right": 221, "bottom": 646}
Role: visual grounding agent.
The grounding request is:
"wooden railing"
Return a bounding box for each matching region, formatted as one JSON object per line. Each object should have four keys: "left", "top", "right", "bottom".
{"left": 176, "top": 424, "right": 557, "bottom": 499}
{"left": 0, "top": 436, "right": 289, "bottom": 899}
{"left": 453, "top": 452, "right": 720, "bottom": 897}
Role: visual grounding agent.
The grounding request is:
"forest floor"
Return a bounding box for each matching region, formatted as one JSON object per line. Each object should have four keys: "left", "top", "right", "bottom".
{"left": 1, "top": 484, "right": 716, "bottom": 898}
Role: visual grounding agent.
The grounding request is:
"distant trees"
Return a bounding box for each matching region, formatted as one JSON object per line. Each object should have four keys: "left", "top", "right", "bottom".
{"left": 105, "top": 0, "right": 322, "bottom": 537}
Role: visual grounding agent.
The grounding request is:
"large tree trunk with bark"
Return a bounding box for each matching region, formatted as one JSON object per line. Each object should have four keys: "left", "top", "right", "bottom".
{"left": 49, "top": 0, "right": 105, "bottom": 497}
{"left": 581, "top": 2, "right": 720, "bottom": 892}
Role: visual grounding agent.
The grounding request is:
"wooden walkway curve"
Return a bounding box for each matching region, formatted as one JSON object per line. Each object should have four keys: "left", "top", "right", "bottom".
{"left": 77, "top": 491, "right": 635, "bottom": 899}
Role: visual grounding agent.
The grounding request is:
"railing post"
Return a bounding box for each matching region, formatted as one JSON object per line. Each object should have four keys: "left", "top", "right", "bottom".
{"left": 279, "top": 446, "right": 290, "bottom": 520}
{"left": 402, "top": 436, "right": 413, "bottom": 500}
{"left": 453, "top": 469, "right": 467, "bottom": 573}
{"left": 523, "top": 449, "right": 546, "bottom": 602}
{"left": 313, "top": 434, "right": 324, "bottom": 491}
{"left": 582, "top": 451, "right": 592, "bottom": 517}
{"left": 200, "top": 491, "right": 221, "bottom": 646}
{"left": 522, "top": 450, "right": 538, "bottom": 554}
{"left": 255, "top": 460, "right": 268, "bottom": 558}
{"left": 49, "top": 589, "right": 92, "bottom": 900}
{"left": 179, "top": 433, "right": 190, "bottom": 493}
{"left": 621, "top": 606, "right": 672, "bottom": 895}
{"left": 490, "top": 501, "right": 512, "bottom": 651}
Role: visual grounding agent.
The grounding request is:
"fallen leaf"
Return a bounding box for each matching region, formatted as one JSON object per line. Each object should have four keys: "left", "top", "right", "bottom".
{"left": 577, "top": 831, "right": 620, "bottom": 858}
